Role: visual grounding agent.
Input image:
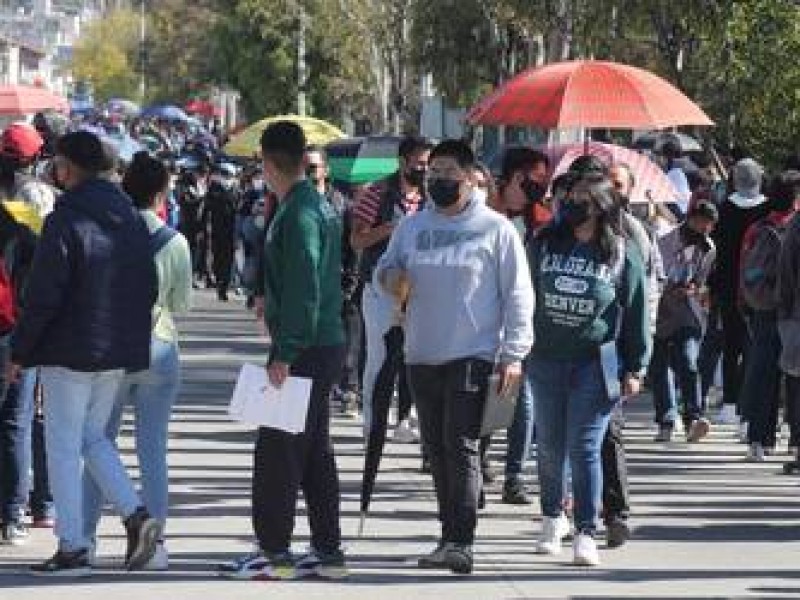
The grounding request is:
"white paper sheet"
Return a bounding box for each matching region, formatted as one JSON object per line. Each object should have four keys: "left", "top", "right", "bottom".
{"left": 228, "top": 364, "right": 312, "bottom": 434}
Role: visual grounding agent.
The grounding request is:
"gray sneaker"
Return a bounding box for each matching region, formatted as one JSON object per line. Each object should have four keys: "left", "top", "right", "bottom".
{"left": 418, "top": 541, "right": 453, "bottom": 569}
{"left": 1, "top": 522, "right": 30, "bottom": 546}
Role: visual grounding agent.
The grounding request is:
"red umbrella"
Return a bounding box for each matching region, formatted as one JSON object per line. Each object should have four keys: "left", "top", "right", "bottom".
{"left": 467, "top": 60, "right": 713, "bottom": 129}
{"left": 0, "top": 84, "right": 68, "bottom": 116}
{"left": 544, "top": 142, "right": 678, "bottom": 203}
{"left": 185, "top": 99, "right": 221, "bottom": 118}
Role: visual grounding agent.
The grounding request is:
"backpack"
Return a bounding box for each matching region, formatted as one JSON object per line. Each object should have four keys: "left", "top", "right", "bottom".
{"left": 741, "top": 219, "right": 786, "bottom": 311}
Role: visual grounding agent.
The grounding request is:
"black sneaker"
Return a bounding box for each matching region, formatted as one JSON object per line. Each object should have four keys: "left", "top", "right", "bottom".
{"left": 605, "top": 516, "right": 631, "bottom": 549}
{"left": 31, "top": 548, "right": 91, "bottom": 577}
{"left": 124, "top": 507, "right": 162, "bottom": 571}
{"left": 418, "top": 541, "right": 452, "bottom": 569}
{"left": 444, "top": 544, "right": 473, "bottom": 574}
{"left": 502, "top": 478, "right": 532, "bottom": 505}
{"left": 420, "top": 456, "right": 432, "bottom": 474}
{"left": 295, "top": 548, "right": 348, "bottom": 580}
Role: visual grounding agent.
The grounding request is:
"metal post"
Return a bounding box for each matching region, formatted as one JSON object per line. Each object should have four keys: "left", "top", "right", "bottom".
{"left": 297, "top": 4, "right": 307, "bottom": 116}
{"left": 138, "top": 0, "right": 145, "bottom": 101}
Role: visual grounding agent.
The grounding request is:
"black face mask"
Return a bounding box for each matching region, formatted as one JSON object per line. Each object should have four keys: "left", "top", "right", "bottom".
{"left": 428, "top": 178, "right": 461, "bottom": 208}
{"left": 560, "top": 200, "right": 592, "bottom": 228}
{"left": 682, "top": 224, "right": 705, "bottom": 246}
{"left": 404, "top": 166, "right": 426, "bottom": 187}
{"left": 521, "top": 177, "right": 546, "bottom": 205}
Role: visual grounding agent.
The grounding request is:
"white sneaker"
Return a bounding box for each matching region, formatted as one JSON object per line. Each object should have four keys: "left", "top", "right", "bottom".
{"left": 535, "top": 514, "right": 570, "bottom": 555}
{"left": 746, "top": 443, "right": 765, "bottom": 462}
{"left": 573, "top": 533, "right": 600, "bottom": 566}
{"left": 715, "top": 404, "right": 738, "bottom": 425}
{"left": 144, "top": 542, "right": 169, "bottom": 571}
{"left": 393, "top": 420, "right": 419, "bottom": 443}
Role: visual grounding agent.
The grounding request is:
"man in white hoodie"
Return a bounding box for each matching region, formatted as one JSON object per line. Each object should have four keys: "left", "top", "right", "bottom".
{"left": 376, "top": 140, "right": 534, "bottom": 575}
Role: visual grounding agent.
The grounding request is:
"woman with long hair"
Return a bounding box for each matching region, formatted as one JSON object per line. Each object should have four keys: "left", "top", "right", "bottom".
{"left": 83, "top": 152, "right": 192, "bottom": 570}
{"left": 527, "top": 172, "right": 650, "bottom": 566}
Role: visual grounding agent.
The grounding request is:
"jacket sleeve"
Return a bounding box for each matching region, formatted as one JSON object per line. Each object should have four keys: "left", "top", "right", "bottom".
{"left": 619, "top": 245, "right": 652, "bottom": 374}
{"left": 497, "top": 226, "right": 535, "bottom": 363}
{"left": 374, "top": 216, "right": 409, "bottom": 290}
{"left": 10, "top": 212, "right": 72, "bottom": 366}
{"left": 778, "top": 218, "right": 800, "bottom": 316}
{"left": 272, "top": 207, "right": 321, "bottom": 364}
{"left": 166, "top": 234, "right": 193, "bottom": 314}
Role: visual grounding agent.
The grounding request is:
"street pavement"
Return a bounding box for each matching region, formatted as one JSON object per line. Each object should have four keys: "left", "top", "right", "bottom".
{"left": 1, "top": 291, "right": 799, "bottom": 599}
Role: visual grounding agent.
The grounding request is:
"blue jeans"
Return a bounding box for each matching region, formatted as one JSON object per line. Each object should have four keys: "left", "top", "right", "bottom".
{"left": 650, "top": 328, "right": 703, "bottom": 426}
{"left": 41, "top": 367, "right": 141, "bottom": 552}
{"left": 505, "top": 365, "right": 534, "bottom": 480}
{"left": 741, "top": 312, "right": 781, "bottom": 445}
{"left": 0, "top": 369, "right": 52, "bottom": 522}
{"left": 84, "top": 339, "right": 181, "bottom": 539}
{"left": 529, "top": 355, "right": 613, "bottom": 534}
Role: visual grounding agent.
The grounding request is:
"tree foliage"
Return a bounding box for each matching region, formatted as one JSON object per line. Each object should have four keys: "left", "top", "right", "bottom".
{"left": 70, "top": 9, "right": 140, "bottom": 101}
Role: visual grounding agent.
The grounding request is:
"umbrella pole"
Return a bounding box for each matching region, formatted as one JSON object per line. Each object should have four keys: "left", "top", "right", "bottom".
{"left": 358, "top": 512, "right": 366, "bottom": 538}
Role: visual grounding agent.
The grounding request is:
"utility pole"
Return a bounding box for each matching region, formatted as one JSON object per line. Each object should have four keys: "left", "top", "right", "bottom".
{"left": 297, "top": 4, "right": 307, "bottom": 116}
{"left": 138, "top": 0, "right": 146, "bottom": 101}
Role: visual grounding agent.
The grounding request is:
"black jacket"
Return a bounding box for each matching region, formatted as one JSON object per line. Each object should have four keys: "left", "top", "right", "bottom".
{"left": 11, "top": 178, "right": 157, "bottom": 372}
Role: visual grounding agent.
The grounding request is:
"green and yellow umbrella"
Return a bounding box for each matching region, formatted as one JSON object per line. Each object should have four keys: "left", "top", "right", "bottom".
{"left": 326, "top": 135, "right": 401, "bottom": 185}
{"left": 223, "top": 114, "right": 345, "bottom": 158}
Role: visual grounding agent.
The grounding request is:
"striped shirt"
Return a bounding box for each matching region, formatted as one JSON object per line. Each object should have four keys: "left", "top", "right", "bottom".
{"left": 353, "top": 177, "right": 423, "bottom": 226}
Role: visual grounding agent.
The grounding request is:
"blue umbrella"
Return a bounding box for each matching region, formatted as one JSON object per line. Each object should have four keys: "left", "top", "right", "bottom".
{"left": 140, "top": 104, "right": 189, "bottom": 122}
{"left": 106, "top": 133, "right": 144, "bottom": 164}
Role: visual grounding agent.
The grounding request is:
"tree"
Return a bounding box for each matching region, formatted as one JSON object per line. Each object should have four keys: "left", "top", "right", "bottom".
{"left": 70, "top": 9, "right": 140, "bottom": 101}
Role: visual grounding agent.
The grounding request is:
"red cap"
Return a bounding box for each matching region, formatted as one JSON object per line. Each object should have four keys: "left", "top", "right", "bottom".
{"left": 0, "top": 123, "right": 44, "bottom": 162}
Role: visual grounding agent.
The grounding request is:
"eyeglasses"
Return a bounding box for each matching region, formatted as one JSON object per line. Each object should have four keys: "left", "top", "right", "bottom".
{"left": 307, "top": 163, "right": 325, "bottom": 170}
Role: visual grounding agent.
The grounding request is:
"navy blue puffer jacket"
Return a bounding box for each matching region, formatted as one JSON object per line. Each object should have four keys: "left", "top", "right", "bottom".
{"left": 11, "top": 178, "right": 157, "bottom": 372}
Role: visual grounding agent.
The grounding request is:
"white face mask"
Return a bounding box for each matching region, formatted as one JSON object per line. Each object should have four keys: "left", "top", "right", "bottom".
{"left": 472, "top": 187, "right": 488, "bottom": 204}
{"left": 252, "top": 178, "right": 264, "bottom": 192}
{"left": 254, "top": 215, "right": 266, "bottom": 229}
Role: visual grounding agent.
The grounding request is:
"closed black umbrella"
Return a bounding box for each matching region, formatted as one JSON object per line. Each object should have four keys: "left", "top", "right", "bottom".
{"left": 358, "top": 325, "right": 407, "bottom": 535}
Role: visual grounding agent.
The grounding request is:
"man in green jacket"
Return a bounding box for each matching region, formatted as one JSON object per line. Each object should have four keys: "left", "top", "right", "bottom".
{"left": 220, "top": 121, "right": 346, "bottom": 581}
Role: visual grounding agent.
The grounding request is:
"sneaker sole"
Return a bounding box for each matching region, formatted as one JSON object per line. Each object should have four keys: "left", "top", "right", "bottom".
{"left": 573, "top": 556, "right": 600, "bottom": 567}
{"left": 252, "top": 566, "right": 297, "bottom": 581}
{"left": 295, "top": 565, "right": 349, "bottom": 580}
{"left": 31, "top": 566, "right": 92, "bottom": 578}
{"left": 127, "top": 519, "right": 163, "bottom": 571}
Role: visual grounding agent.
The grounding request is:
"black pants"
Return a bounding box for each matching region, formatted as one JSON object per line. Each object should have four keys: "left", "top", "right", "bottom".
{"left": 408, "top": 358, "right": 491, "bottom": 545}
{"left": 252, "top": 345, "right": 344, "bottom": 554}
{"left": 341, "top": 283, "right": 364, "bottom": 393}
{"left": 720, "top": 305, "right": 749, "bottom": 407}
{"left": 601, "top": 406, "right": 629, "bottom": 523}
{"left": 785, "top": 376, "right": 800, "bottom": 448}
{"left": 212, "top": 236, "right": 235, "bottom": 294}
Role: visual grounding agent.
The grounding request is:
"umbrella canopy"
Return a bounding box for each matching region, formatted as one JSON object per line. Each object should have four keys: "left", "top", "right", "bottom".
{"left": 140, "top": 104, "right": 189, "bottom": 122}
{"left": 544, "top": 141, "right": 678, "bottom": 203}
{"left": 633, "top": 131, "right": 703, "bottom": 154}
{"left": 0, "top": 85, "right": 68, "bottom": 116}
{"left": 185, "top": 99, "right": 221, "bottom": 118}
{"left": 105, "top": 133, "right": 144, "bottom": 164}
{"left": 224, "top": 115, "right": 345, "bottom": 158}
{"left": 107, "top": 98, "right": 140, "bottom": 118}
{"left": 467, "top": 60, "right": 714, "bottom": 130}
{"left": 326, "top": 135, "right": 401, "bottom": 184}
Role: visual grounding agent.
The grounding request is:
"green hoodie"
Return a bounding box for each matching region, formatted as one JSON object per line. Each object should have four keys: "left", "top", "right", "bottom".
{"left": 528, "top": 234, "right": 651, "bottom": 375}
{"left": 263, "top": 179, "right": 345, "bottom": 363}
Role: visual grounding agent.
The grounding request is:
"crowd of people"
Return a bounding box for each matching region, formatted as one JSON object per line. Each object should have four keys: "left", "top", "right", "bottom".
{"left": 0, "top": 109, "right": 798, "bottom": 579}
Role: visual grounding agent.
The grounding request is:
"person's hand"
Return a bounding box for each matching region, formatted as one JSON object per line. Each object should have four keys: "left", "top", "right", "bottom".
{"left": 384, "top": 268, "right": 411, "bottom": 301}
{"left": 495, "top": 361, "right": 522, "bottom": 397}
{"left": 622, "top": 373, "right": 642, "bottom": 397}
{"left": 5, "top": 362, "right": 21, "bottom": 385}
{"left": 267, "top": 361, "right": 290, "bottom": 388}
{"left": 379, "top": 222, "right": 396, "bottom": 238}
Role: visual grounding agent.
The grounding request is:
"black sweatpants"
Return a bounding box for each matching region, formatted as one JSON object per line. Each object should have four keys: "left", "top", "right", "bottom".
{"left": 252, "top": 345, "right": 344, "bottom": 554}
{"left": 408, "top": 358, "right": 491, "bottom": 545}
{"left": 601, "top": 406, "right": 629, "bottom": 523}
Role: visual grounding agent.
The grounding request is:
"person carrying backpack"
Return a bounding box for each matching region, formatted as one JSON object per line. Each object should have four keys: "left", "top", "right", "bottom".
{"left": 82, "top": 152, "right": 192, "bottom": 570}
{"left": 739, "top": 175, "right": 798, "bottom": 461}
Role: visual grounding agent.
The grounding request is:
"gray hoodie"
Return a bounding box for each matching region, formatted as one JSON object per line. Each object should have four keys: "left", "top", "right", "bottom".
{"left": 376, "top": 199, "right": 534, "bottom": 365}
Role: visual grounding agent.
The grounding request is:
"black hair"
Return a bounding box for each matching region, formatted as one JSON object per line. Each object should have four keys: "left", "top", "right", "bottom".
{"left": 500, "top": 147, "right": 549, "bottom": 183}
{"left": 569, "top": 154, "right": 609, "bottom": 177}
{"left": 56, "top": 131, "right": 115, "bottom": 173}
{"left": 0, "top": 154, "right": 19, "bottom": 193}
{"left": 538, "top": 172, "right": 622, "bottom": 264}
{"left": 688, "top": 200, "right": 720, "bottom": 222}
{"left": 123, "top": 151, "right": 169, "bottom": 210}
{"left": 260, "top": 121, "right": 306, "bottom": 174}
{"left": 769, "top": 170, "right": 800, "bottom": 213}
{"left": 398, "top": 136, "right": 433, "bottom": 160}
{"left": 429, "top": 139, "right": 475, "bottom": 169}
{"left": 551, "top": 171, "right": 580, "bottom": 200}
